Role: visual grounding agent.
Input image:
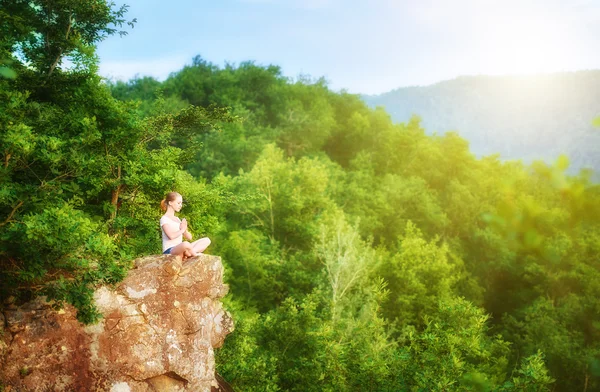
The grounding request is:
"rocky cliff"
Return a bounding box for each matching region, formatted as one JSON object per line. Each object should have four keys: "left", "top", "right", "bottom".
{"left": 0, "top": 254, "right": 234, "bottom": 391}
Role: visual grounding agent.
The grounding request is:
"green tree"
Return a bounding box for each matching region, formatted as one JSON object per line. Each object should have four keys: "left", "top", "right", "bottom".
{"left": 0, "top": 0, "right": 135, "bottom": 77}
{"left": 314, "top": 213, "right": 382, "bottom": 322}
{"left": 0, "top": 1, "right": 232, "bottom": 322}
{"left": 380, "top": 222, "right": 458, "bottom": 327}
{"left": 398, "top": 297, "right": 553, "bottom": 392}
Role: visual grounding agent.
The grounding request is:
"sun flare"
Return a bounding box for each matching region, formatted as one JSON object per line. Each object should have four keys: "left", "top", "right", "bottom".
{"left": 481, "top": 13, "right": 570, "bottom": 76}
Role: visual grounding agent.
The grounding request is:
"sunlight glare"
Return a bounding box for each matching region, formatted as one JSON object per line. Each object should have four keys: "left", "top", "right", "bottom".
{"left": 482, "top": 13, "right": 566, "bottom": 75}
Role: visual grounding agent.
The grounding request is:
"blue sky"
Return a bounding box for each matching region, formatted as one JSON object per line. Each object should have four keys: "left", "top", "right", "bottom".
{"left": 96, "top": 0, "right": 600, "bottom": 95}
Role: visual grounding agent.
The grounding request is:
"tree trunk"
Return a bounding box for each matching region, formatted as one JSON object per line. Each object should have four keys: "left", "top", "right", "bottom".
{"left": 110, "top": 165, "right": 122, "bottom": 219}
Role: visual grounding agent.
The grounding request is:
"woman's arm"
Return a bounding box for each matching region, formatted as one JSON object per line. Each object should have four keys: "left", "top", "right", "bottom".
{"left": 183, "top": 230, "right": 193, "bottom": 241}
{"left": 162, "top": 218, "right": 188, "bottom": 240}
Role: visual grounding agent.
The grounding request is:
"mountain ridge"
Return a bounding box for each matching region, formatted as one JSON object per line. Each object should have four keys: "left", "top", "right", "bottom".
{"left": 362, "top": 70, "right": 600, "bottom": 176}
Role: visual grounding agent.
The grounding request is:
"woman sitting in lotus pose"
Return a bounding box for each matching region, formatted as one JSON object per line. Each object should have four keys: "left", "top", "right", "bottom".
{"left": 160, "top": 192, "right": 211, "bottom": 258}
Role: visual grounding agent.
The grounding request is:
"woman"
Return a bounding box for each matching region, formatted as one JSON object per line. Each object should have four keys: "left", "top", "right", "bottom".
{"left": 160, "top": 192, "right": 211, "bottom": 258}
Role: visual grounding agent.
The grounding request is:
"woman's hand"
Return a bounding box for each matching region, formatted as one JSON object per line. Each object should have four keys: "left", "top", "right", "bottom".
{"left": 181, "top": 219, "right": 193, "bottom": 240}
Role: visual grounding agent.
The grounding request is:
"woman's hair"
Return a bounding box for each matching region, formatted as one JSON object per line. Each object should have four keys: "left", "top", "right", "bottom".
{"left": 160, "top": 192, "right": 181, "bottom": 212}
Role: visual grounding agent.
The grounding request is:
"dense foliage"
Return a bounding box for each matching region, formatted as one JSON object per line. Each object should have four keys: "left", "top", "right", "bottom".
{"left": 0, "top": 0, "right": 233, "bottom": 322}
{"left": 109, "top": 62, "right": 600, "bottom": 391}
{"left": 2, "top": 2, "right": 600, "bottom": 390}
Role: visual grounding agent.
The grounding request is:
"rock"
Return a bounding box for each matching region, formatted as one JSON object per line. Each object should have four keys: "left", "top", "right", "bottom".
{"left": 0, "top": 254, "right": 234, "bottom": 392}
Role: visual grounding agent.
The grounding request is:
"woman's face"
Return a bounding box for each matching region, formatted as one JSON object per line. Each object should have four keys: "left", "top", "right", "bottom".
{"left": 170, "top": 195, "right": 183, "bottom": 212}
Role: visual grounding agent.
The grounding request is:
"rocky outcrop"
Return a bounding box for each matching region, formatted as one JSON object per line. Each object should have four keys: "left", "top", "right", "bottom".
{"left": 0, "top": 254, "right": 234, "bottom": 391}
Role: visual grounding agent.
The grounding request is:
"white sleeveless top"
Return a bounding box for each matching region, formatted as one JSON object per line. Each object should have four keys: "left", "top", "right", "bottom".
{"left": 160, "top": 215, "right": 182, "bottom": 251}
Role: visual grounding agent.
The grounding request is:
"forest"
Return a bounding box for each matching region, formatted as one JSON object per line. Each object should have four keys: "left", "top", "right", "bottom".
{"left": 2, "top": 1, "right": 600, "bottom": 391}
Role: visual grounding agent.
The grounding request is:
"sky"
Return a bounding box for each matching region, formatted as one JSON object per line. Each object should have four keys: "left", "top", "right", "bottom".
{"left": 96, "top": 0, "right": 600, "bottom": 95}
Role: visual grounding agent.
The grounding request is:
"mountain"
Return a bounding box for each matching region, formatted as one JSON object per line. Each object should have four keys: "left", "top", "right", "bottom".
{"left": 362, "top": 71, "right": 600, "bottom": 176}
